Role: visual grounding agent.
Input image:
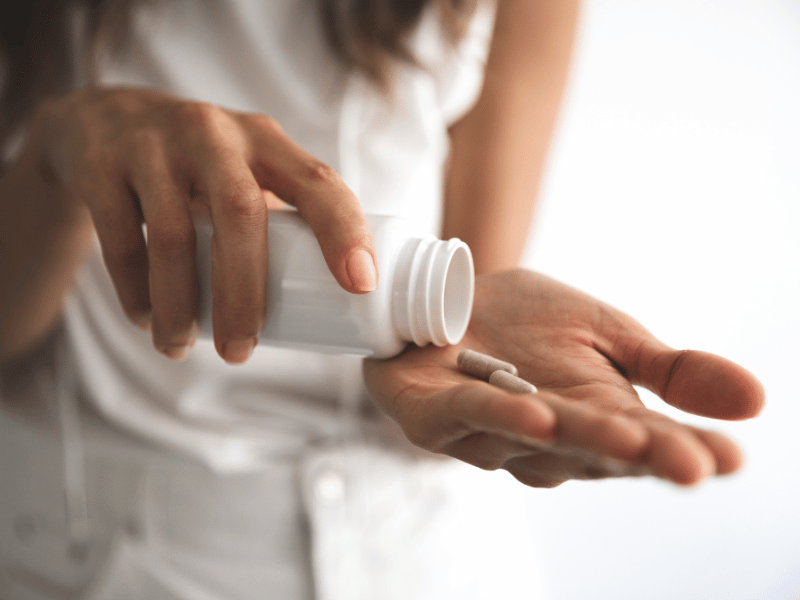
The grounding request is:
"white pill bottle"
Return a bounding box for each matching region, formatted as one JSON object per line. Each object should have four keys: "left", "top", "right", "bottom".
{"left": 195, "top": 210, "right": 474, "bottom": 358}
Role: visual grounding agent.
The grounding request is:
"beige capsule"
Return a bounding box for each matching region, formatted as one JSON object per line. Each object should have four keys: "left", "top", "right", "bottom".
{"left": 457, "top": 349, "right": 518, "bottom": 381}
{"left": 488, "top": 370, "right": 538, "bottom": 394}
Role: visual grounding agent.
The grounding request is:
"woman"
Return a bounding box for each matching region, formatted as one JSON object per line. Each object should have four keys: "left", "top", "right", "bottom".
{"left": 0, "top": 1, "right": 762, "bottom": 598}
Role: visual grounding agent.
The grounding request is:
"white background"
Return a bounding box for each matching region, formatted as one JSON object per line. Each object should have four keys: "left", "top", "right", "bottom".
{"left": 520, "top": 1, "right": 800, "bottom": 599}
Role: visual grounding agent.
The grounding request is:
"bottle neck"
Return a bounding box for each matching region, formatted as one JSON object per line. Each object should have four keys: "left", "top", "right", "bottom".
{"left": 392, "top": 235, "right": 474, "bottom": 348}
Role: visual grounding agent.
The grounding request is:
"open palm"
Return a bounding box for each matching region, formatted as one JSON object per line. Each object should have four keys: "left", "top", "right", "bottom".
{"left": 364, "top": 269, "right": 764, "bottom": 487}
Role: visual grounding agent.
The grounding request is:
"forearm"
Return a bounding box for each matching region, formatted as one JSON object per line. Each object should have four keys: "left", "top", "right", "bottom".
{"left": 0, "top": 140, "right": 94, "bottom": 362}
{"left": 443, "top": 0, "right": 579, "bottom": 274}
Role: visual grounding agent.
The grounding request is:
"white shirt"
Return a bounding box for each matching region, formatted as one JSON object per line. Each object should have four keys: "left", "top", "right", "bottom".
{"left": 67, "top": 0, "right": 496, "bottom": 472}
{"left": 1, "top": 2, "right": 551, "bottom": 598}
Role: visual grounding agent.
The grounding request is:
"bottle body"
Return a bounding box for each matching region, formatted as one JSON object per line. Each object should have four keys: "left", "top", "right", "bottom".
{"left": 195, "top": 210, "right": 473, "bottom": 358}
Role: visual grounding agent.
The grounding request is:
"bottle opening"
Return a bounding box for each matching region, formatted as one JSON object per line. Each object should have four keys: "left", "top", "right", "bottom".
{"left": 442, "top": 244, "right": 474, "bottom": 344}
{"left": 392, "top": 236, "right": 475, "bottom": 348}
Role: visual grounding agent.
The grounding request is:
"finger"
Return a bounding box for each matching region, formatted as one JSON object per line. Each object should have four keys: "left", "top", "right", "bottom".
{"left": 182, "top": 124, "right": 268, "bottom": 363}
{"left": 128, "top": 131, "right": 199, "bottom": 359}
{"left": 445, "top": 430, "right": 653, "bottom": 482}
{"left": 688, "top": 426, "right": 744, "bottom": 475}
{"left": 505, "top": 452, "right": 653, "bottom": 488}
{"left": 244, "top": 113, "right": 378, "bottom": 294}
{"left": 504, "top": 455, "right": 570, "bottom": 488}
{"left": 204, "top": 159, "right": 268, "bottom": 364}
{"left": 400, "top": 382, "right": 556, "bottom": 452}
{"left": 658, "top": 350, "right": 765, "bottom": 420}
{"left": 81, "top": 160, "right": 152, "bottom": 328}
{"left": 538, "top": 393, "right": 650, "bottom": 462}
{"left": 442, "top": 432, "right": 537, "bottom": 472}
{"left": 627, "top": 410, "right": 717, "bottom": 485}
{"left": 440, "top": 383, "right": 557, "bottom": 444}
{"left": 599, "top": 321, "right": 765, "bottom": 420}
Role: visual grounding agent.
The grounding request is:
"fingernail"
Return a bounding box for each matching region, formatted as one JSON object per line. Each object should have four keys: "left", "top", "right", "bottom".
{"left": 346, "top": 249, "right": 378, "bottom": 293}
{"left": 222, "top": 337, "right": 257, "bottom": 364}
{"left": 159, "top": 344, "right": 191, "bottom": 361}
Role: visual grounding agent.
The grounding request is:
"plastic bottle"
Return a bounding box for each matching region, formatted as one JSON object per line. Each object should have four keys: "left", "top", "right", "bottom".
{"left": 194, "top": 210, "right": 474, "bottom": 358}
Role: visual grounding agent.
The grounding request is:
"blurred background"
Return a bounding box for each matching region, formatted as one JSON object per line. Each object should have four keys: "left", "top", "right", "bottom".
{"left": 519, "top": 1, "right": 800, "bottom": 599}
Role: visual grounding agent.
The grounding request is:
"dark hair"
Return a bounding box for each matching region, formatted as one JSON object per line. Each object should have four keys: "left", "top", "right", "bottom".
{"left": 0, "top": 0, "right": 476, "bottom": 149}
{"left": 320, "top": 0, "right": 476, "bottom": 88}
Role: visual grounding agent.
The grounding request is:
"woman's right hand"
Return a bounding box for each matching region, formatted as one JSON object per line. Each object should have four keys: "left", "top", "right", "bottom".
{"left": 27, "top": 86, "right": 377, "bottom": 363}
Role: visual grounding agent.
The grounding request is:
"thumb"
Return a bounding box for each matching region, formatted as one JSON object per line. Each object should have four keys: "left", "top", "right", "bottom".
{"left": 611, "top": 331, "right": 765, "bottom": 420}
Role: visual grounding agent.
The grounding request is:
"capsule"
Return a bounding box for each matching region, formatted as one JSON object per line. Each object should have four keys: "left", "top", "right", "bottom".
{"left": 488, "top": 370, "right": 538, "bottom": 394}
{"left": 457, "top": 349, "right": 518, "bottom": 381}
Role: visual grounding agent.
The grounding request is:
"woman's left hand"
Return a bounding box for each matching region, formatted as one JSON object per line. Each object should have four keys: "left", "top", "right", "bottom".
{"left": 363, "top": 269, "right": 764, "bottom": 487}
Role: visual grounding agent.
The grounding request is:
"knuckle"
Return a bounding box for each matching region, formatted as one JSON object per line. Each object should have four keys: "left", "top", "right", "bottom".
{"left": 302, "top": 159, "right": 339, "bottom": 187}
{"left": 175, "top": 101, "right": 225, "bottom": 132}
{"left": 246, "top": 112, "right": 283, "bottom": 136}
{"left": 217, "top": 181, "right": 267, "bottom": 223}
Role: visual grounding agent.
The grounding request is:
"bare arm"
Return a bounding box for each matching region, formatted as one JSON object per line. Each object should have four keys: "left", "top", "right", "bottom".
{"left": 443, "top": 0, "right": 580, "bottom": 273}
{"left": 0, "top": 134, "right": 94, "bottom": 362}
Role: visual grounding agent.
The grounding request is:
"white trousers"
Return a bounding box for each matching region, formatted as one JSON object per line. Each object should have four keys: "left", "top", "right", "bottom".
{"left": 0, "top": 333, "right": 548, "bottom": 600}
